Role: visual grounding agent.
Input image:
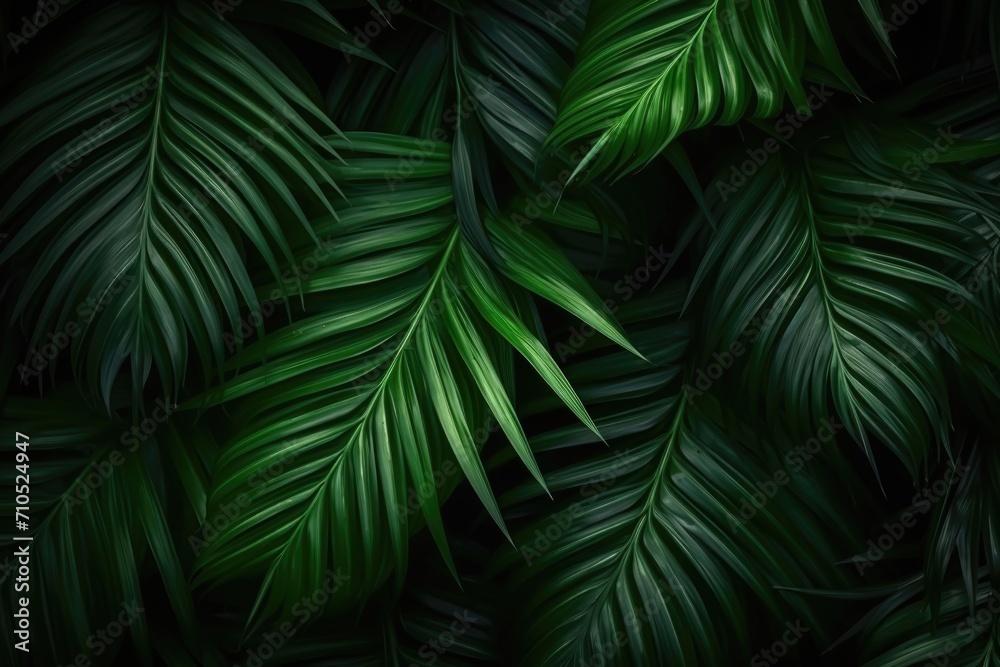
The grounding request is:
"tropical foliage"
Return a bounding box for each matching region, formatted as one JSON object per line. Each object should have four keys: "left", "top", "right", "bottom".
{"left": 1, "top": 0, "right": 999, "bottom": 665}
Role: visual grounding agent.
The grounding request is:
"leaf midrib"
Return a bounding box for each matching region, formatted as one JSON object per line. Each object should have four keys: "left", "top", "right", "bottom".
{"left": 796, "top": 170, "right": 866, "bottom": 432}
{"left": 246, "top": 226, "right": 462, "bottom": 583}
{"left": 566, "top": 1, "right": 720, "bottom": 182}
{"left": 136, "top": 11, "right": 170, "bottom": 333}
{"left": 572, "top": 396, "right": 688, "bottom": 655}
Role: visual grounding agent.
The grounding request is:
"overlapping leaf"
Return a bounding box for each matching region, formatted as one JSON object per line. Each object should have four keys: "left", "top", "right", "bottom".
{"left": 837, "top": 573, "right": 1000, "bottom": 666}
{"left": 0, "top": 0, "right": 341, "bottom": 404}
{"left": 190, "top": 132, "right": 638, "bottom": 627}
{"left": 208, "top": 538, "right": 503, "bottom": 666}
{"left": 924, "top": 437, "right": 1000, "bottom": 620}
{"left": 0, "top": 393, "right": 219, "bottom": 666}
{"left": 327, "top": 0, "right": 593, "bottom": 259}
{"left": 500, "top": 287, "right": 866, "bottom": 665}
{"left": 691, "top": 115, "right": 1000, "bottom": 477}
{"left": 545, "top": 0, "right": 889, "bottom": 183}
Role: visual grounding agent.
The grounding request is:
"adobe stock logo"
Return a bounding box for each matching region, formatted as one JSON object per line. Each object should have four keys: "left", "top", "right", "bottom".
{"left": 728, "top": 417, "right": 843, "bottom": 532}
{"left": 751, "top": 620, "right": 810, "bottom": 666}
{"left": 883, "top": 0, "right": 930, "bottom": 33}
{"left": 6, "top": 0, "right": 74, "bottom": 54}
{"left": 555, "top": 246, "right": 671, "bottom": 362}
{"left": 845, "top": 126, "right": 960, "bottom": 244}
{"left": 714, "top": 84, "right": 834, "bottom": 202}
{"left": 852, "top": 460, "right": 968, "bottom": 576}
{"left": 682, "top": 289, "right": 794, "bottom": 402}
{"left": 406, "top": 609, "right": 479, "bottom": 667}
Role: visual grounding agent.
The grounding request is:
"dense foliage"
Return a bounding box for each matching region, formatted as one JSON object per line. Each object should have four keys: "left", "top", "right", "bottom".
{"left": 2, "top": 0, "right": 1000, "bottom": 665}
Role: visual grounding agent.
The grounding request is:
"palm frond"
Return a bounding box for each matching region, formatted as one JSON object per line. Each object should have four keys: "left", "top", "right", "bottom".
{"left": 691, "top": 113, "right": 1000, "bottom": 477}
{"left": 189, "top": 132, "right": 637, "bottom": 629}
{"left": 544, "top": 0, "right": 888, "bottom": 184}
{"left": 839, "top": 571, "right": 1000, "bottom": 666}
{"left": 0, "top": 0, "right": 341, "bottom": 404}
{"left": 226, "top": 538, "right": 503, "bottom": 666}
{"left": 500, "top": 287, "right": 866, "bottom": 665}
{"left": 925, "top": 436, "right": 1000, "bottom": 620}
{"left": 0, "top": 392, "right": 218, "bottom": 666}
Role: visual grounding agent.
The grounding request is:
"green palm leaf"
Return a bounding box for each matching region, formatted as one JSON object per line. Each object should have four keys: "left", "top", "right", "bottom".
{"left": 3, "top": 2, "right": 999, "bottom": 663}
{"left": 449, "top": 0, "right": 585, "bottom": 173}
{"left": 224, "top": 0, "right": 388, "bottom": 65}
{"left": 837, "top": 572, "right": 1000, "bottom": 666}
{"left": 501, "top": 287, "right": 865, "bottom": 665}
{"left": 544, "top": 0, "right": 888, "bottom": 184}
{"left": 328, "top": 0, "right": 593, "bottom": 259}
{"left": 925, "top": 436, "right": 1000, "bottom": 620}
{"left": 0, "top": 0, "right": 341, "bottom": 403}
{"left": 691, "top": 114, "right": 1000, "bottom": 477}
{"left": 213, "top": 538, "right": 503, "bottom": 666}
{"left": 0, "top": 392, "right": 219, "bottom": 666}
{"left": 189, "top": 132, "right": 637, "bottom": 628}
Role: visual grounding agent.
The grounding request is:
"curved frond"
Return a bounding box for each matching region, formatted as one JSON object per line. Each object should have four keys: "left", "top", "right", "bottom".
{"left": 502, "top": 288, "right": 865, "bottom": 665}
{"left": 545, "top": 0, "right": 887, "bottom": 183}
{"left": 842, "top": 572, "right": 1000, "bottom": 666}
{"left": 692, "top": 117, "right": 1000, "bottom": 476}
{"left": 0, "top": 393, "right": 218, "bottom": 666}
{"left": 925, "top": 436, "right": 1000, "bottom": 619}
{"left": 189, "top": 132, "right": 637, "bottom": 628}
{"left": 0, "top": 0, "right": 341, "bottom": 404}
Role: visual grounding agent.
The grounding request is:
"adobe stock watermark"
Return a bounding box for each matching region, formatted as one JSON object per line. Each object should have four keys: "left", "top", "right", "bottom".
{"left": 921, "top": 590, "right": 1000, "bottom": 667}
{"left": 223, "top": 298, "right": 283, "bottom": 354}
{"left": 6, "top": 0, "right": 74, "bottom": 54}
{"left": 509, "top": 140, "right": 595, "bottom": 235}
{"left": 351, "top": 334, "right": 404, "bottom": 396}
{"left": 886, "top": 257, "right": 997, "bottom": 372}
{"left": 609, "top": 246, "right": 672, "bottom": 302}
{"left": 884, "top": 0, "right": 931, "bottom": 34}
{"left": 578, "top": 575, "right": 685, "bottom": 667}
{"left": 340, "top": 0, "right": 412, "bottom": 62}
{"left": 396, "top": 417, "right": 499, "bottom": 522}
{"left": 54, "top": 600, "right": 145, "bottom": 667}
{"left": 189, "top": 449, "right": 297, "bottom": 556}
{"left": 211, "top": 0, "right": 244, "bottom": 20}
{"left": 235, "top": 568, "right": 350, "bottom": 667}
{"left": 62, "top": 398, "right": 176, "bottom": 514}
{"left": 751, "top": 620, "right": 810, "bottom": 666}
{"left": 728, "top": 417, "right": 843, "bottom": 532}
{"left": 852, "top": 460, "right": 968, "bottom": 576}
{"left": 53, "top": 66, "right": 167, "bottom": 182}
{"left": 407, "top": 609, "right": 479, "bottom": 667}
{"left": 18, "top": 274, "right": 135, "bottom": 385}
{"left": 538, "top": 0, "right": 588, "bottom": 29}
{"left": 352, "top": 286, "right": 473, "bottom": 396}
{"left": 676, "top": 0, "right": 758, "bottom": 68}
{"left": 383, "top": 76, "right": 499, "bottom": 191}
{"left": 555, "top": 246, "right": 671, "bottom": 362}
{"left": 519, "top": 450, "right": 633, "bottom": 566}
{"left": 714, "top": 85, "right": 834, "bottom": 202}
{"left": 222, "top": 235, "right": 337, "bottom": 354}
{"left": 682, "top": 289, "right": 793, "bottom": 403}
{"left": 845, "top": 126, "right": 960, "bottom": 243}
{"left": 177, "top": 104, "right": 296, "bottom": 225}
{"left": 120, "top": 398, "right": 176, "bottom": 449}
{"left": 340, "top": 0, "right": 586, "bottom": 62}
